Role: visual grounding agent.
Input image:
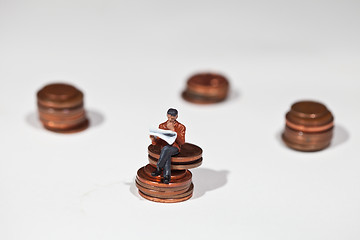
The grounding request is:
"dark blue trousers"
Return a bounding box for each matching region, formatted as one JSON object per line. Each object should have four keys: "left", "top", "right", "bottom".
{"left": 157, "top": 145, "right": 179, "bottom": 177}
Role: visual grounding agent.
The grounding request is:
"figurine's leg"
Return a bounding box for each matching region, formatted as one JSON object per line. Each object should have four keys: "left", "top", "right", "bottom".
{"left": 163, "top": 157, "right": 172, "bottom": 180}
{"left": 163, "top": 146, "right": 179, "bottom": 184}
{"left": 157, "top": 145, "right": 171, "bottom": 169}
{"left": 152, "top": 145, "right": 178, "bottom": 182}
{"left": 152, "top": 145, "right": 172, "bottom": 177}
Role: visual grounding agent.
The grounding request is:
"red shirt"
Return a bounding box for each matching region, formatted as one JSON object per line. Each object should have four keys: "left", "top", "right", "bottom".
{"left": 152, "top": 120, "right": 186, "bottom": 151}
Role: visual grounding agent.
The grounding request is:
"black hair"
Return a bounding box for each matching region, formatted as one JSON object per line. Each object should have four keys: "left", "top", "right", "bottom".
{"left": 167, "top": 108, "right": 178, "bottom": 116}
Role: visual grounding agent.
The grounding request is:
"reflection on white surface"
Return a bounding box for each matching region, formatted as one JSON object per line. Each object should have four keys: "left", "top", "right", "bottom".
{"left": 25, "top": 111, "right": 43, "bottom": 130}
{"left": 332, "top": 125, "right": 350, "bottom": 148}
{"left": 87, "top": 109, "right": 105, "bottom": 128}
{"left": 191, "top": 168, "right": 229, "bottom": 199}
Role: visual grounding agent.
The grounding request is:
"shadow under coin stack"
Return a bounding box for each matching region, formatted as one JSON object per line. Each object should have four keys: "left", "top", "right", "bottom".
{"left": 182, "top": 73, "right": 229, "bottom": 104}
{"left": 282, "top": 101, "right": 334, "bottom": 151}
{"left": 37, "top": 83, "right": 89, "bottom": 133}
{"left": 136, "top": 143, "right": 202, "bottom": 203}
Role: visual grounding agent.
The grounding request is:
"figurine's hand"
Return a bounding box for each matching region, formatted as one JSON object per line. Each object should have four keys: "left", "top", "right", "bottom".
{"left": 150, "top": 135, "right": 155, "bottom": 142}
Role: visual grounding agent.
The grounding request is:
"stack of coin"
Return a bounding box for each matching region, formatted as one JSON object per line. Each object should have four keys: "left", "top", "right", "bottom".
{"left": 37, "top": 83, "right": 89, "bottom": 133}
{"left": 282, "top": 101, "right": 334, "bottom": 151}
{"left": 136, "top": 165, "right": 194, "bottom": 203}
{"left": 182, "top": 73, "right": 229, "bottom": 104}
{"left": 136, "top": 143, "right": 203, "bottom": 203}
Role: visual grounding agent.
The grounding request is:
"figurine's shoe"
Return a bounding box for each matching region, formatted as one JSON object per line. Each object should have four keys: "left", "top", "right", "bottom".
{"left": 151, "top": 168, "right": 161, "bottom": 177}
{"left": 163, "top": 175, "right": 171, "bottom": 184}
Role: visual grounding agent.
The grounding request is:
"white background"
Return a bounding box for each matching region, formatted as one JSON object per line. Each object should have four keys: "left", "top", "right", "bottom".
{"left": 1, "top": 0, "right": 360, "bottom": 239}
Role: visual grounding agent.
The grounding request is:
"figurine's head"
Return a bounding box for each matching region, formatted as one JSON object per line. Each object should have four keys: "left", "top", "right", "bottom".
{"left": 167, "top": 108, "right": 178, "bottom": 122}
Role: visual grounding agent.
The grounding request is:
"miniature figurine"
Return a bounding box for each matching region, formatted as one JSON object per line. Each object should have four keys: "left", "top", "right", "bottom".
{"left": 149, "top": 108, "right": 186, "bottom": 184}
{"left": 135, "top": 109, "right": 202, "bottom": 203}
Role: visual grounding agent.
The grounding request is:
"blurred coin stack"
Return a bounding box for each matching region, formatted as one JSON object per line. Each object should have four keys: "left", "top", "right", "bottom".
{"left": 37, "top": 83, "right": 89, "bottom": 133}
{"left": 182, "top": 73, "right": 230, "bottom": 104}
{"left": 282, "top": 101, "right": 334, "bottom": 151}
{"left": 135, "top": 143, "right": 203, "bottom": 203}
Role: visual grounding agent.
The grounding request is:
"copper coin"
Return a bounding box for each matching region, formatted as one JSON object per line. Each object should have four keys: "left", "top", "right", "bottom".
{"left": 283, "top": 126, "right": 333, "bottom": 144}
{"left": 143, "top": 164, "right": 187, "bottom": 180}
{"left": 285, "top": 119, "right": 333, "bottom": 133}
{"left": 135, "top": 178, "right": 191, "bottom": 192}
{"left": 138, "top": 186, "right": 193, "bottom": 203}
{"left": 182, "top": 73, "right": 229, "bottom": 104}
{"left": 282, "top": 134, "right": 331, "bottom": 152}
{"left": 39, "top": 110, "right": 86, "bottom": 122}
{"left": 136, "top": 166, "right": 192, "bottom": 188}
{"left": 38, "top": 103, "right": 84, "bottom": 115}
{"left": 291, "top": 101, "right": 329, "bottom": 119}
{"left": 186, "top": 73, "right": 229, "bottom": 96}
{"left": 282, "top": 127, "right": 333, "bottom": 151}
{"left": 148, "top": 155, "right": 203, "bottom": 170}
{"left": 286, "top": 101, "right": 333, "bottom": 127}
{"left": 282, "top": 100, "right": 334, "bottom": 151}
{"left": 37, "top": 83, "right": 83, "bottom": 108}
{"left": 182, "top": 91, "right": 227, "bottom": 104}
{"left": 43, "top": 119, "right": 89, "bottom": 133}
{"left": 138, "top": 183, "right": 194, "bottom": 199}
{"left": 135, "top": 181, "right": 192, "bottom": 197}
{"left": 148, "top": 143, "right": 202, "bottom": 163}
{"left": 40, "top": 115, "right": 87, "bottom": 129}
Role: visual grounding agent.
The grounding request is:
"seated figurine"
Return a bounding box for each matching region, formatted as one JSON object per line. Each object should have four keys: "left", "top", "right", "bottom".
{"left": 149, "top": 108, "right": 186, "bottom": 184}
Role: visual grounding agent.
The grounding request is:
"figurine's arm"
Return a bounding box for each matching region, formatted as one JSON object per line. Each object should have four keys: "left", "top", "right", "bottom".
{"left": 175, "top": 124, "right": 186, "bottom": 146}
{"left": 150, "top": 135, "right": 158, "bottom": 145}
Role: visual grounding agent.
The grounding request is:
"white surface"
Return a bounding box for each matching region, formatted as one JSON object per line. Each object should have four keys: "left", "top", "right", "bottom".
{"left": 1, "top": 1, "right": 360, "bottom": 239}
